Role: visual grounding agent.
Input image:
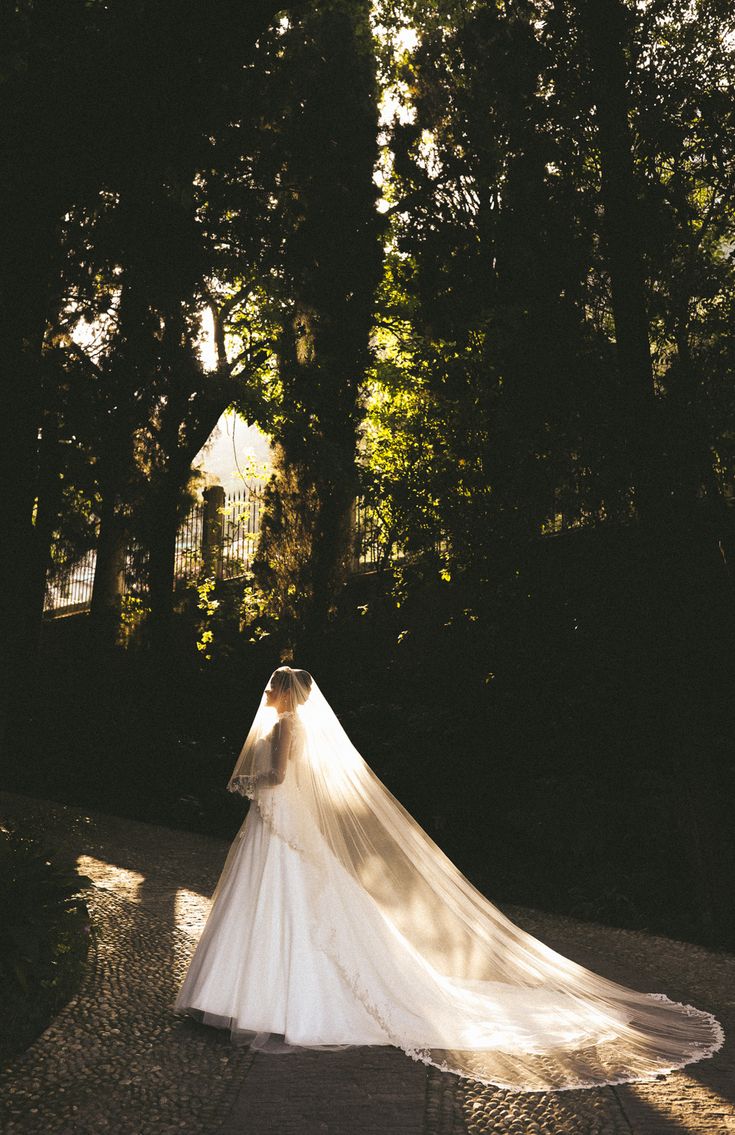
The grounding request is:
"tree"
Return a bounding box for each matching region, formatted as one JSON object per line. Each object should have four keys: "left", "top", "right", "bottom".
{"left": 252, "top": 0, "right": 383, "bottom": 644}
{"left": 0, "top": 0, "right": 289, "bottom": 737}
{"left": 572, "top": 0, "right": 675, "bottom": 525}
{"left": 632, "top": 0, "right": 735, "bottom": 564}
{"left": 365, "top": 0, "right": 735, "bottom": 582}
{"left": 366, "top": 0, "right": 628, "bottom": 581}
{"left": 0, "top": 0, "right": 104, "bottom": 737}
{"left": 364, "top": 0, "right": 735, "bottom": 942}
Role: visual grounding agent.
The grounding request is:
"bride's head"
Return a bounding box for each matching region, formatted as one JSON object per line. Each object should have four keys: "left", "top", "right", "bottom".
{"left": 265, "top": 666, "right": 313, "bottom": 714}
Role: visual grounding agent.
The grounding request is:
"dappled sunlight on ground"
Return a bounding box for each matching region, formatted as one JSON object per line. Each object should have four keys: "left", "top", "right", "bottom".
{"left": 175, "top": 887, "right": 212, "bottom": 939}
{"left": 76, "top": 854, "right": 145, "bottom": 905}
{"left": 616, "top": 1072, "right": 735, "bottom": 1134}
{"left": 75, "top": 852, "right": 213, "bottom": 939}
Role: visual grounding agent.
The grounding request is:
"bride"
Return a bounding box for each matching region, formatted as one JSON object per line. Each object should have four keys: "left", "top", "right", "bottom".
{"left": 172, "top": 665, "right": 724, "bottom": 1092}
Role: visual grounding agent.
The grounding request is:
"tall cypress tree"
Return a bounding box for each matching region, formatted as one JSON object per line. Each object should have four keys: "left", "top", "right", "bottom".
{"left": 254, "top": 0, "right": 383, "bottom": 644}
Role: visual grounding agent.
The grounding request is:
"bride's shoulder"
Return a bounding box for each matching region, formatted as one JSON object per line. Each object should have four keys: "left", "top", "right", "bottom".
{"left": 279, "top": 710, "right": 306, "bottom": 735}
{"left": 278, "top": 710, "right": 301, "bottom": 727}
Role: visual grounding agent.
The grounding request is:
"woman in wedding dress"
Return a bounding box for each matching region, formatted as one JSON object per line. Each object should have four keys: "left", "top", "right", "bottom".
{"left": 173, "top": 665, "right": 724, "bottom": 1092}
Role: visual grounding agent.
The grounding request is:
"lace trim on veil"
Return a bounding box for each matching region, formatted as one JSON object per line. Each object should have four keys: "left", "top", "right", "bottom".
{"left": 228, "top": 773, "right": 259, "bottom": 796}
{"left": 224, "top": 778, "right": 725, "bottom": 1092}
{"left": 221, "top": 670, "right": 724, "bottom": 1092}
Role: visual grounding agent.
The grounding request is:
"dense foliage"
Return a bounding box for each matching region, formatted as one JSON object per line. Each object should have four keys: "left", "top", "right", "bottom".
{"left": 361, "top": 0, "right": 735, "bottom": 576}
{"left": 251, "top": 0, "right": 384, "bottom": 645}
{"left": 0, "top": 826, "right": 91, "bottom": 1067}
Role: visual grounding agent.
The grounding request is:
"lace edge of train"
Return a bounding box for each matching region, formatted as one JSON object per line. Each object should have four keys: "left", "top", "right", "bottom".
{"left": 320, "top": 939, "right": 726, "bottom": 1093}
{"left": 221, "top": 792, "right": 727, "bottom": 1094}
{"left": 187, "top": 1006, "right": 725, "bottom": 1096}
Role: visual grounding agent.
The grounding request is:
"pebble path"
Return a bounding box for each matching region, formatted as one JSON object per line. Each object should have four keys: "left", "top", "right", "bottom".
{"left": 0, "top": 790, "right": 732, "bottom": 1134}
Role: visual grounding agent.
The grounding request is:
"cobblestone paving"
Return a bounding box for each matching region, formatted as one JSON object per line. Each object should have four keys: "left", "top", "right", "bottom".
{"left": 0, "top": 790, "right": 732, "bottom": 1135}
{"left": 0, "top": 887, "right": 255, "bottom": 1135}
{"left": 218, "top": 1046, "right": 428, "bottom": 1135}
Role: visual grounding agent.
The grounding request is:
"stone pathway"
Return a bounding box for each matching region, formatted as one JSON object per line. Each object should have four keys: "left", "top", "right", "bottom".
{"left": 0, "top": 790, "right": 732, "bottom": 1135}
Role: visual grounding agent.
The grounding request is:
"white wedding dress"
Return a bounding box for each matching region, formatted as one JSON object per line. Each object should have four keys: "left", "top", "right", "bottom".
{"left": 173, "top": 674, "right": 724, "bottom": 1092}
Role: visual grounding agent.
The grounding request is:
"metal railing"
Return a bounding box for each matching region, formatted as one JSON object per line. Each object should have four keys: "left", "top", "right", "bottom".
{"left": 44, "top": 482, "right": 383, "bottom": 617}
{"left": 44, "top": 484, "right": 266, "bottom": 617}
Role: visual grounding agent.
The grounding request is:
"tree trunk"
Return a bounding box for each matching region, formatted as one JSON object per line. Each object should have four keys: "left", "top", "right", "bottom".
{"left": 309, "top": 464, "right": 358, "bottom": 629}
{"left": 669, "top": 323, "right": 735, "bottom": 586}
{"left": 0, "top": 314, "right": 47, "bottom": 747}
{"left": 90, "top": 490, "right": 127, "bottom": 648}
{"left": 575, "top": 0, "right": 672, "bottom": 526}
{"left": 253, "top": 0, "right": 381, "bottom": 644}
{"left": 146, "top": 481, "right": 182, "bottom": 657}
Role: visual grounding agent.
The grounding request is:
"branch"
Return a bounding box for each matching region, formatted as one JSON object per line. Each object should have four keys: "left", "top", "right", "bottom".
{"left": 53, "top": 339, "right": 103, "bottom": 379}
{"left": 205, "top": 282, "right": 256, "bottom": 371}
{"left": 226, "top": 344, "right": 273, "bottom": 376}
{"left": 380, "top": 176, "right": 456, "bottom": 220}
{"left": 220, "top": 285, "right": 253, "bottom": 320}
{"left": 180, "top": 382, "right": 239, "bottom": 463}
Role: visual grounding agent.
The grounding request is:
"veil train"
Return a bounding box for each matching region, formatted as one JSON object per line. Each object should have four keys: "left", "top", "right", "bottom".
{"left": 175, "top": 666, "right": 724, "bottom": 1093}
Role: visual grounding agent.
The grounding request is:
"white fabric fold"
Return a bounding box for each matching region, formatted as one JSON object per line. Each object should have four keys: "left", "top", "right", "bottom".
{"left": 173, "top": 667, "right": 724, "bottom": 1092}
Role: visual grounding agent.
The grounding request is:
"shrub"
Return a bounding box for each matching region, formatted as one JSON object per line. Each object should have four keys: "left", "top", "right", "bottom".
{"left": 0, "top": 825, "right": 92, "bottom": 1068}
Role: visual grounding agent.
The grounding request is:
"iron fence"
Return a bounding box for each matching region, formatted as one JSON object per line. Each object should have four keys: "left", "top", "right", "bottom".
{"left": 43, "top": 484, "right": 423, "bottom": 617}
{"left": 174, "top": 503, "right": 206, "bottom": 582}
{"left": 45, "top": 549, "right": 97, "bottom": 615}
{"left": 221, "top": 487, "right": 263, "bottom": 578}
{"left": 44, "top": 482, "right": 267, "bottom": 616}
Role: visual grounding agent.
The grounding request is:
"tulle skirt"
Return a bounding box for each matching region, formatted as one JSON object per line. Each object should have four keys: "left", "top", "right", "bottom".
{"left": 173, "top": 805, "right": 676, "bottom": 1067}
{"left": 173, "top": 804, "right": 389, "bottom": 1050}
{"left": 176, "top": 678, "right": 723, "bottom": 1091}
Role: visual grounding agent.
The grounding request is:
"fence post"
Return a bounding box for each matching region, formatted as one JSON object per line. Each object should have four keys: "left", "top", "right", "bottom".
{"left": 350, "top": 497, "right": 361, "bottom": 575}
{"left": 202, "top": 485, "right": 225, "bottom": 580}
{"left": 90, "top": 514, "right": 126, "bottom": 643}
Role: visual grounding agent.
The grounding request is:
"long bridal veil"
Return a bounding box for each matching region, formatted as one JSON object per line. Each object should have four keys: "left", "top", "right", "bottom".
{"left": 224, "top": 667, "right": 724, "bottom": 1092}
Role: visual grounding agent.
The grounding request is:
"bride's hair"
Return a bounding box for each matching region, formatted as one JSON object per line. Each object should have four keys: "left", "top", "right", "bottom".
{"left": 271, "top": 666, "right": 313, "bottom": 707}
